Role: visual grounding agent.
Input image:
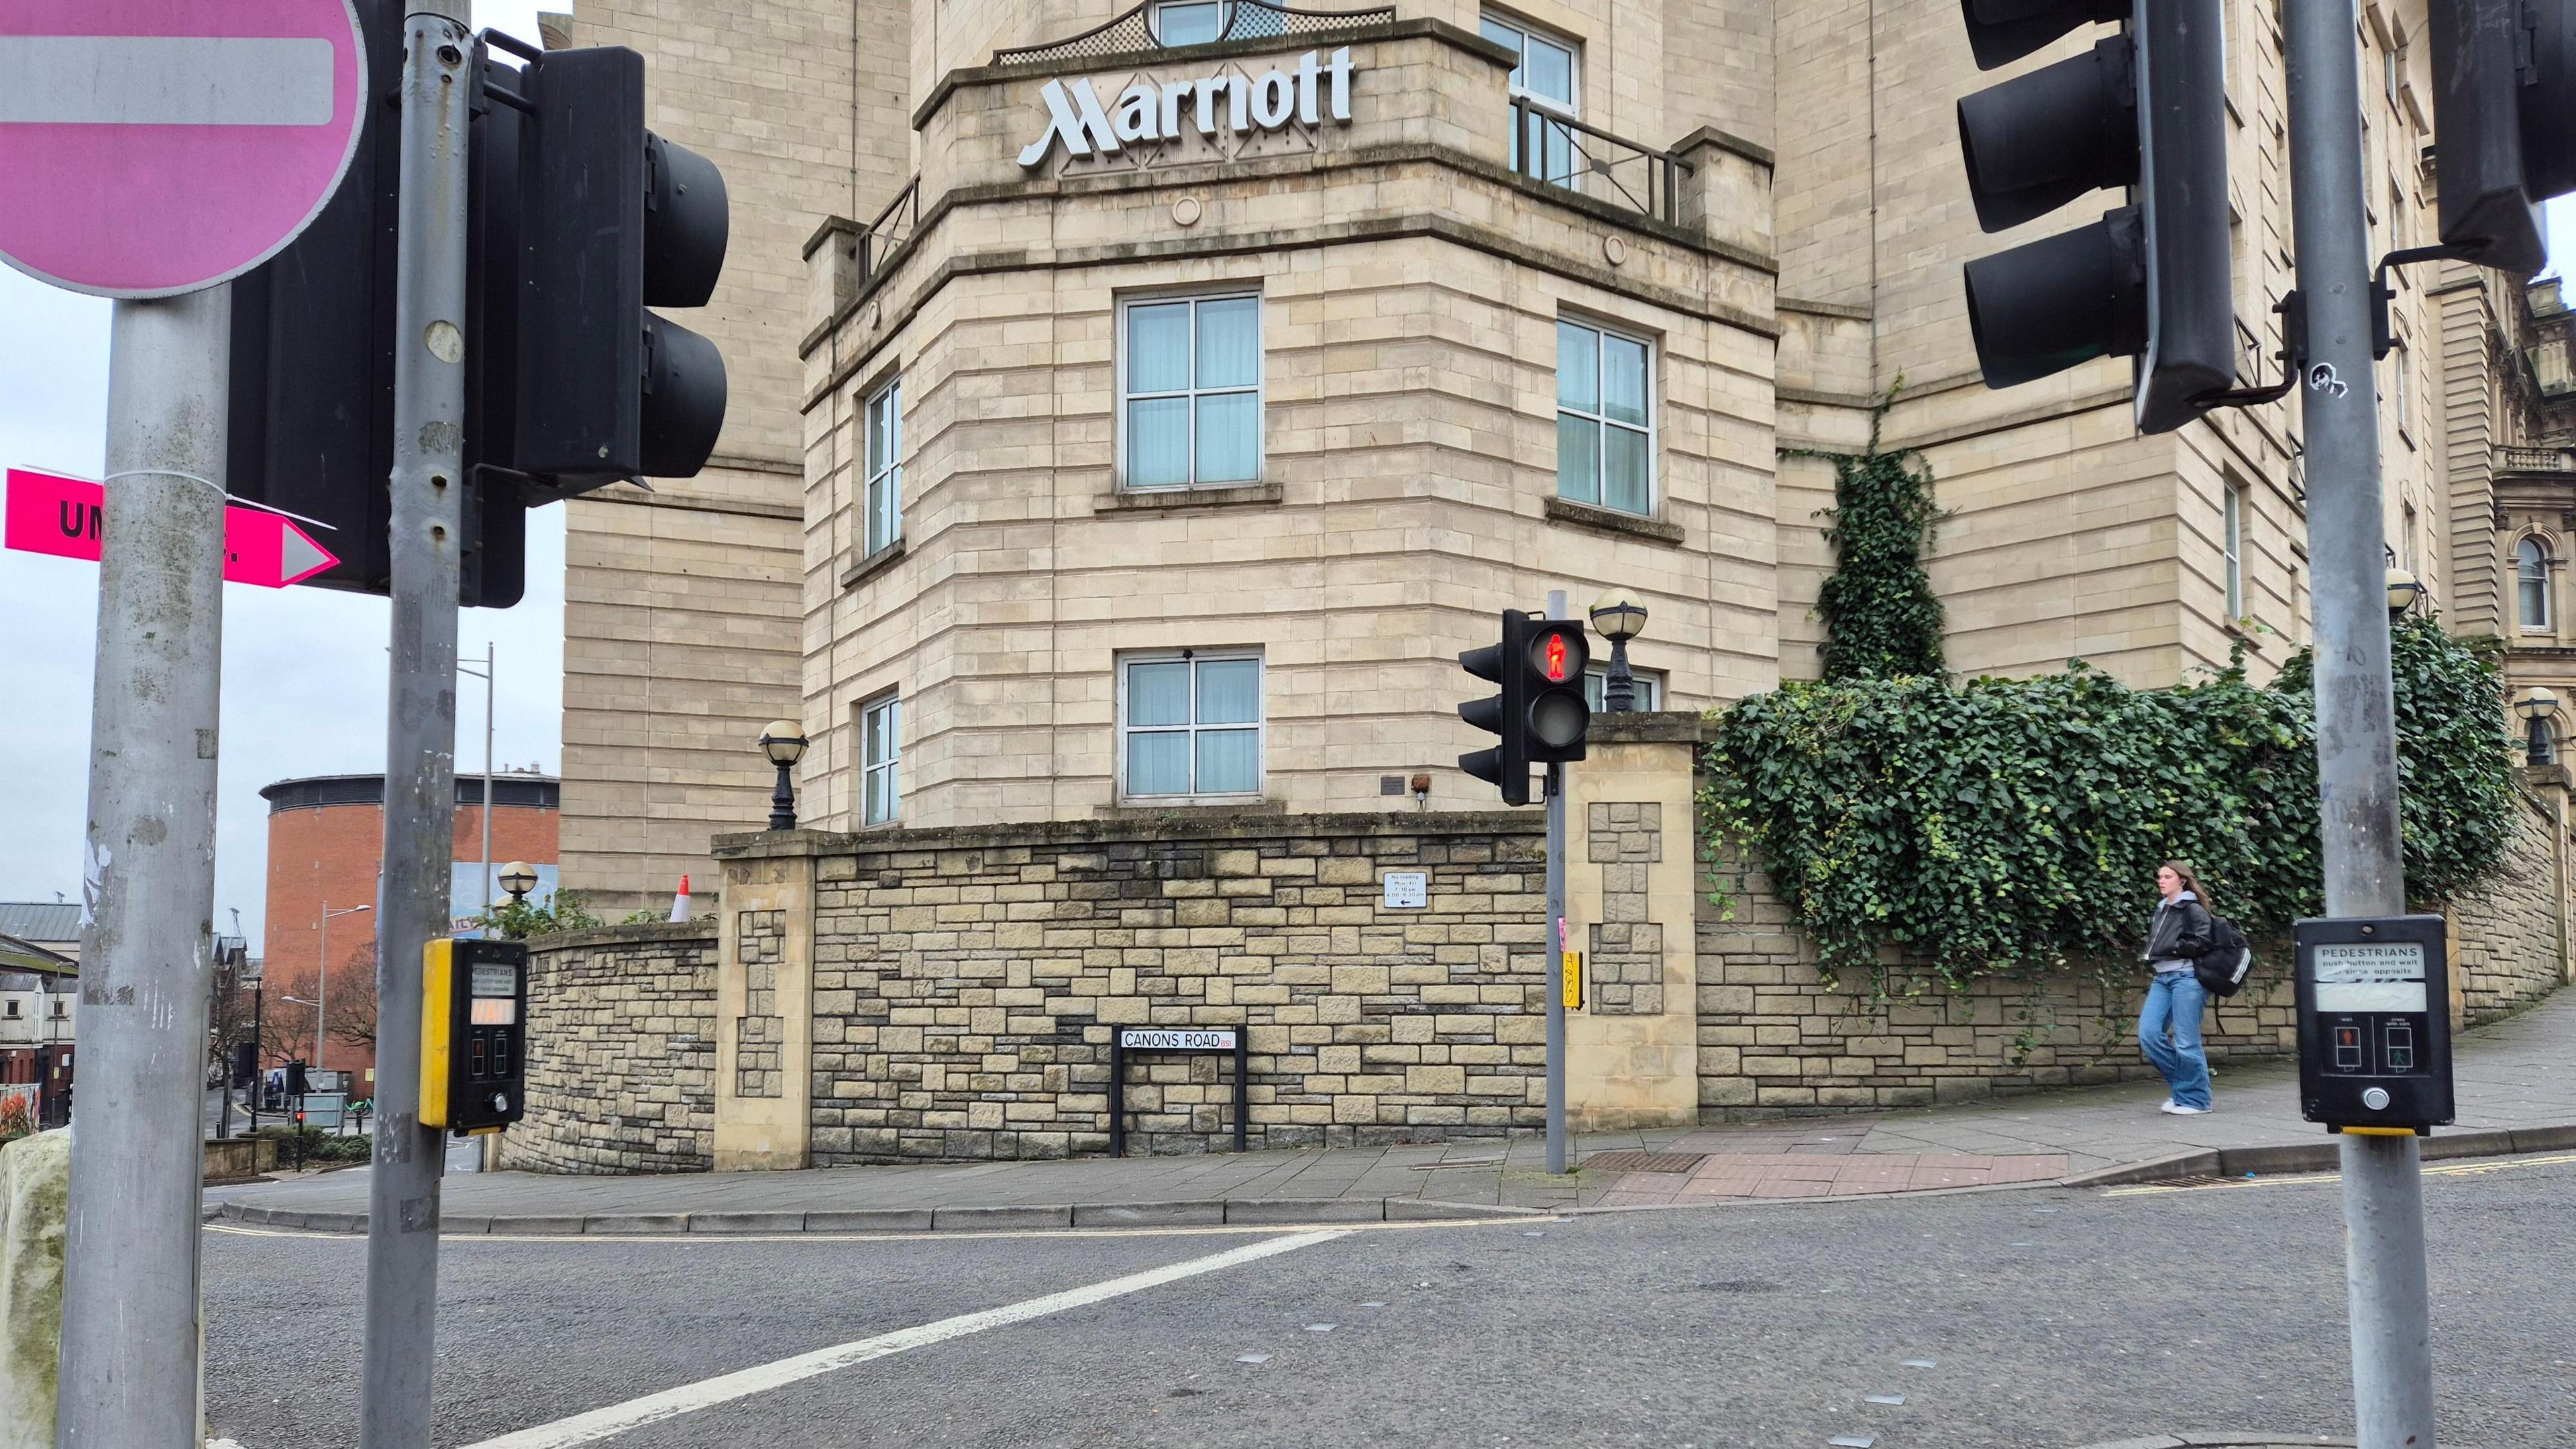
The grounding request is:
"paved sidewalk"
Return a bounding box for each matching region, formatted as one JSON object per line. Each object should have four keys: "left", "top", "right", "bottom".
{"left": 211, "top": 989, "right": 2576, "bottom": 1234}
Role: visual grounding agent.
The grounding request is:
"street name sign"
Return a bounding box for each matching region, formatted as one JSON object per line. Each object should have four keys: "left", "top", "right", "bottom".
{"left": 1117, "top": 1028, "right": 1238, "bottom": 1051}
{"left": 5, "top": 468, "right": 339, "bottom": 587}
{"left": 0, "top": 0, "right": 368, "bottom": 297}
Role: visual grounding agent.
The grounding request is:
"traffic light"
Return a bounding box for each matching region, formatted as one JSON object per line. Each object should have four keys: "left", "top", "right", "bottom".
{"left": 226, "top": 0, "right": 525, "bottom": 606}
{"left": 221, "top": 5, "right": 730, "bottom": 606}
{"left": 1955, "top": 0, "right": 2235, "bottom": 434}
{"left": 477, "top": 36, "right": 729, "bottom": 488}
{"left": 2429, "top": 0, "right": 2576, "bottom": 275}
{"left": 1458, "top": 610, "right": 1593, "bottom": 806}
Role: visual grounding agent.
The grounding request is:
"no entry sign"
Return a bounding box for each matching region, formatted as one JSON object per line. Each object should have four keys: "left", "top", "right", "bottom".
{"left": 0, "top": 0, "right": 367, "bottom": 298}
{"left": 5, "top": 468, "right": 339, "bottom": 587}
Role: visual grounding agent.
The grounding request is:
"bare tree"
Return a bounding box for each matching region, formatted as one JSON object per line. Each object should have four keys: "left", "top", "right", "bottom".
{"left": 327, "top": 942, "right": 378, "bottom": 1051}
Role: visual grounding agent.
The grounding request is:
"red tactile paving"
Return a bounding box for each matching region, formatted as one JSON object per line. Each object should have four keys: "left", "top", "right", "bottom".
{"left": 1593, "top": 1150, "right": 2071, "bottom": 1206}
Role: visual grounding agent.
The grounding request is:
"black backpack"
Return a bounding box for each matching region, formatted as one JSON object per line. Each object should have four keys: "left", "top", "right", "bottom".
{"left": 2195, "top": 913, "right": 2254, "bottom": 998}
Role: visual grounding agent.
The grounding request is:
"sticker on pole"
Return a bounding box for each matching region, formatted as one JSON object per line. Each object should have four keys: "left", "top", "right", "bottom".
{"left": 5, "top": 468, "right": 338, "bottom": 587}
{"left": 0, "top": 0, "right": 367, "bottom": 298}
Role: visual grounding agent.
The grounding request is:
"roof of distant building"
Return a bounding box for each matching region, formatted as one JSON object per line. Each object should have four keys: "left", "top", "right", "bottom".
{"left": 0, "top": 931, "right": 76, "bottom": 977}
{"left": 0, "top": 903, "right": 80, "bottom": 945}
{"left": 260, "top": 772, "right": 560, "bottom": 813}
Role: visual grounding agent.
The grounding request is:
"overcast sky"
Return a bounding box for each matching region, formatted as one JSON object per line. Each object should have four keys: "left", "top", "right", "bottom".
{"left": 0, "top": 3, "right": 559, "bottom": 957}
{"left": 0, "top": 52, "right": 2571, "bottom": 954}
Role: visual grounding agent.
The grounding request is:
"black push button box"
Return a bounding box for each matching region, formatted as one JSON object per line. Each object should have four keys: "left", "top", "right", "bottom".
{"left": 2294, "top": 914, "right": 2452, "bottom": 1132}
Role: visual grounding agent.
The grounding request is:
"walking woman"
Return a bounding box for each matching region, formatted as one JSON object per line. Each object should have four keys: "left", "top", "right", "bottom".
{"left": 2140, "top": 861, "right": 2216, "bottom": 1115}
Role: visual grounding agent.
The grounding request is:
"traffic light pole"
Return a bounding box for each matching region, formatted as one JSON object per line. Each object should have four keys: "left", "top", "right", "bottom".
{"left": 362, "top": 8, "right": 474, "bottom": 1446}
{"left": 2282, "top": 1, "right": 2434, "bottom": 1444}
{"left": 1544, "top": 588, "right": 1569, "bottom": 1175}
{"left": 56, "top": 285, "right": 232, "bottom": 1449}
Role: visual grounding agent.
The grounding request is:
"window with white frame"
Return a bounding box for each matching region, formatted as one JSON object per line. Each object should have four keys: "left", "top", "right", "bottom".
{"left": 1481, "top": 11, "right": 1578, "bottom": 186}
{"left": 1121, "top": 293, "right": 1261, "bottom": 490}
{"left": 863, "top": 378, "right": 902, "bottom": 557}
{"left": 2223, "top": 483, "right": 2245, "bottom": 619}
{"left": 1556, "top": 319, "right": 1654, "bottom": 515}
{"left": 1120, "top": 651, "right": 1263, "bottom": 800}
{"left": 1583, "top": 666, "right": 1664, "bottom": 712}
{"left": 859, "top": 693, "right": 900, "bottom": 826}
{"left": 2520, "top": 537, "right": 2552, "bottom": 631}
{"left": 3, "top": 1000, "right": 17, "bottom": 1019}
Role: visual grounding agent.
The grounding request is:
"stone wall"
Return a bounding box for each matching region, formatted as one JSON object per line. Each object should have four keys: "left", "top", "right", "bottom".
{"left": 500, "top": 923, "right": 718, "bottom": 1174}
{"left": 776, "top": 813, "right": 1554, "bottom": 1161}
{"left": 2450, "top": 790, "right": 2574, "bottom": 1023}
{"left": 1691, "top": 773, "right": 2574, "bottom": 1119}
{"left": 1694, "top": 851, "right": 2300, "bottom": 1116}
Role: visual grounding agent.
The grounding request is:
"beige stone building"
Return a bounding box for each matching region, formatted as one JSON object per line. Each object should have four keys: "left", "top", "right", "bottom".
{"left": 557, "top": 0, "right": 2516, "bottom": 905}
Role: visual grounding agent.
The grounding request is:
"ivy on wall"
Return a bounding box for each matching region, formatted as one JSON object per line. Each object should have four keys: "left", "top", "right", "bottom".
{"left": 1702, "top": 616, "right": 2518, "bottom": 987}
{"left": 1794, "top": 385, "right": 1945, "bottom": 682}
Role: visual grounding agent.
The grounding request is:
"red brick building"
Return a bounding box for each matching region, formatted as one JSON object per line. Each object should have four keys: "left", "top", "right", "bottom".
{"left": 260, "top": 773, "right": 558, "bottom": 1089}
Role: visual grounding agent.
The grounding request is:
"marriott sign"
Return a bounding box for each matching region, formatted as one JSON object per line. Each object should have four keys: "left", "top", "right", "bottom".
{"left": 1019, "top": 46, "right": 1357, "bottom": 168}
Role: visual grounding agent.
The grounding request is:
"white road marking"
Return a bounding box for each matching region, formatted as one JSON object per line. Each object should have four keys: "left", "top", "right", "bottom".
{"left": 0, "top": 37, "right": 336, "bottom": 126}
{"left": 457, "top": 1229, "right": 1351, "bottom": 1449}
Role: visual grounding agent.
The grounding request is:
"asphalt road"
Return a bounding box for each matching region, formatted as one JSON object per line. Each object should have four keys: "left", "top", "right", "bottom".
{"left": 205, "top": 1153, "right": 2576, "bottom": 1449}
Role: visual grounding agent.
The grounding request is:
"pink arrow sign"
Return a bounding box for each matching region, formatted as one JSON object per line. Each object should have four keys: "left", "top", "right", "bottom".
{"left": 0, "top": 0, "right": 368, "bottom": 298}
{"left": 4, "top": 468, "right": 339, "bottom": 588}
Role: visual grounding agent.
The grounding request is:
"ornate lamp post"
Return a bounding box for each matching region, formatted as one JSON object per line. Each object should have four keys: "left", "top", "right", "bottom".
{"left": 2516, "top": 687, "right": 2559, "bottom": 766}
{"left": 1588, "top": 588, "right": 1650, "bottom": 712}
{"left": 759, "top": 720, "right": 810, "bottom": 830}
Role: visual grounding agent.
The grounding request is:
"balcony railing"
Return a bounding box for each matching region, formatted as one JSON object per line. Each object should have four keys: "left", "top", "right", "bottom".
{"left": 2498, "top": 443, "right": 2576, "bottom": 476}
{"left": 855, "top": 177, "right": 920, "bottom": 290}
{"left": 1509, "top": 97, "right": 1691, "bottom": 227}
{"left": 995, "top": 0, "right": 1395, "bottom": 66}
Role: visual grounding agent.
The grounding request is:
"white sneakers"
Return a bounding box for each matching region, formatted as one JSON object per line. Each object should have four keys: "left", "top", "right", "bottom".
{"left": 2160, "top": 1102, "right": 2212, "bottom": 1115}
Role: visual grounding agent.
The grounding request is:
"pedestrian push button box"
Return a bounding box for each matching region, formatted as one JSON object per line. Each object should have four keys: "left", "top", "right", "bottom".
{"left": 2293, "top": 915, "right": 2453, "bottom": 1134}
{"left": 421, "top": 937, "right": 528, "bottom": 1136}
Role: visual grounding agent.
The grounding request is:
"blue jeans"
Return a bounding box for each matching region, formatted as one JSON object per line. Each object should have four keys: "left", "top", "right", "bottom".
{"left": 2139, "top": 970, "right": 2212, "bottom": 1110}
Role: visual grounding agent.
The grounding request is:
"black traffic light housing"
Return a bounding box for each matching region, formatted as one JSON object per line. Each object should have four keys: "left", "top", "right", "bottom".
{"left": 2429, "top": 0, "right": 2576, "bottom": 276}
{"left": 481, "top": 36, "right": 729, "bottom": 488}
{"left": 221, "top": 10, "right": 730, "bottom": 607}
{"left": 226, "top": 0, "right": 525, "bottom": 607}
{"left": 1956, "top": 0, "right": 2235, "bottom": 434}
{"left": 1458, "top": 610, "right": 1593, "bottom": 806}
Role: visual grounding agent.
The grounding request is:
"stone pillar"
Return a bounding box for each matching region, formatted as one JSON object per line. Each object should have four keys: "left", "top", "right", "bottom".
{"left": 1674, "top": 125, "right": 1774, "bottom": 264}
{"left": 1561, "top": 714, "right": 1703, "bottom": 1129}
{"left": 0, "top": 1130, "right": 68, "bottom": 1449}
{"left": 2526, "top": 763, "right": 2576, "bottom": 985}
{"left": 712, "top": 837, "right": 819, "bottom": 1171}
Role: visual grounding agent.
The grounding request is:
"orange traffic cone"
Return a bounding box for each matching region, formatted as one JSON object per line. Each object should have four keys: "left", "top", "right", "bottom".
{"left": 670, "top": 874, "right": 693, "bottom": 924}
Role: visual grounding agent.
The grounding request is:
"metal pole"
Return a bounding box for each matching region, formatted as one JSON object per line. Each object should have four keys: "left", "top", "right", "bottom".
{"left": 250, "top": 977, "right": 263, "bottom": 1135}
{"left": 482, "top": 643, "right": 494, "bottom": 914}
{"left": 362, "top": 9, "right": 472, "bottom": 1445}
{"left": 2282, "top": 3, "right": 2432, "bottom": 1445}
{"left": 317, "top": 902, "right": 329, "bottom": 1076}
{"left": 1544, "top": 588, "right": 1569, "bottom": 1175}
{"left": 56, "top": 286, "right": 231, "bottom": 1449}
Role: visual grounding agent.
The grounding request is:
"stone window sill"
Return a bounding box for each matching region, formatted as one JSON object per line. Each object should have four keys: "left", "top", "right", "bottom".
{"left": 1095, "top": 482, "right": 1283, "bottom": 514}
{"left": 1094, "top": 798, "right": 1283, "bottom": 820}
{"left": 840, "top": 535, "right": 906, "bottom": 590}
{"left": 1545, "top": 496, "right": 1684, "bottom": 545}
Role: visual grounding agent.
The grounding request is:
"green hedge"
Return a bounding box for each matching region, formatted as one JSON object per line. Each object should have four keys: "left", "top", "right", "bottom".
{"left": 1702, "top": 617, "right": 2518, "bottom": 987}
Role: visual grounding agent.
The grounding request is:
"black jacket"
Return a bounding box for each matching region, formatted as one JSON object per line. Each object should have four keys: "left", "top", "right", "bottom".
{"left": 2142, "top": 892, "right": 2214, "bottom": 965}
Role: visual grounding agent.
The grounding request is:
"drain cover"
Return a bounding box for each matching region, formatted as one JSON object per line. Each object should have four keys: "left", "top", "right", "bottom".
{"left": 1581, "top": 1150, "right": 1708, "bottom": 1175}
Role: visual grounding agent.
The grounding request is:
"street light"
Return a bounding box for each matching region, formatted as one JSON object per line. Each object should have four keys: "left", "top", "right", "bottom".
{"left": 499, "top": 861, "right": 539, "bottom": 902}
{"left": 759, "top": 719, "right": 810, "bottom": 830}
{"left": 2385, "top": 568, "right": 2426, "bottom": 619}
{"left": 315, "top": 902, "right": 370, "bottom": 1075}
{"left": 1589, "top": 588, "right": 1650, "bottom": 714}
{"left": 2516, "top": 687, "right": 2559, "bottom": 766}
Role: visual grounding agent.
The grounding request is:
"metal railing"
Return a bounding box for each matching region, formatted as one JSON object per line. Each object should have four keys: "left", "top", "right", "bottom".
{"left": 2498, "top": 443, "right": 2576, "bottom": 476}
{"left": 1509, "top": 97, "right": 1691, "bottom": 227}
{"left": 994, "top": 0, "right": 1395, "bottom": 66}
{"left": 856, "top": 177, "right": 920, "bottom": 289}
